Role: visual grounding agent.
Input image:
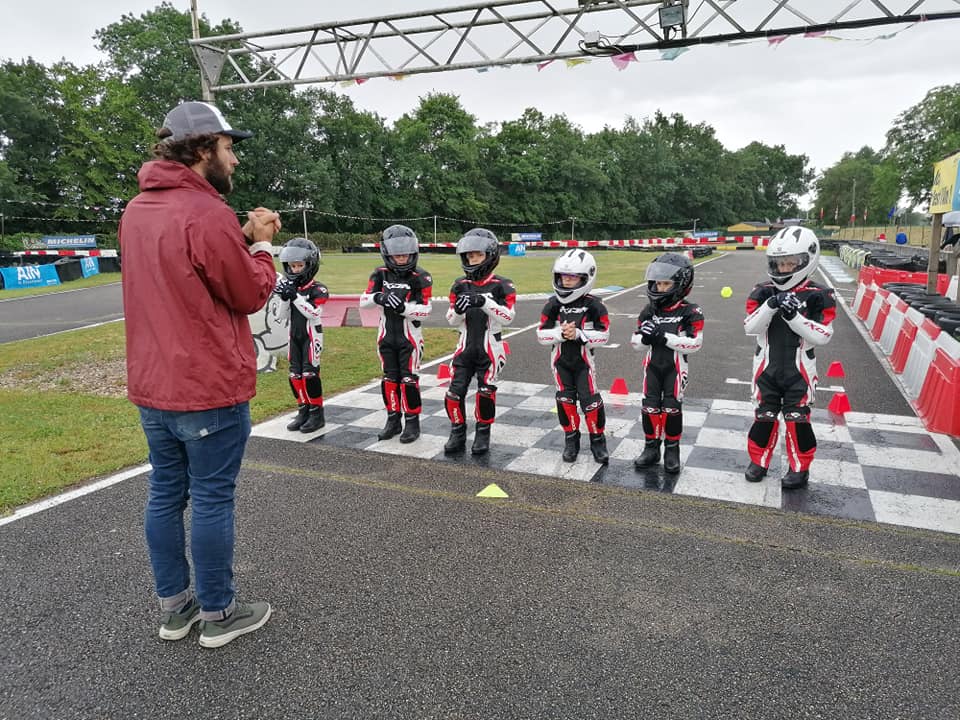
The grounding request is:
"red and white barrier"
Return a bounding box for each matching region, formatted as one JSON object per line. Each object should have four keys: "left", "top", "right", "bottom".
{"left": 900, "top": 317, "right": 942, "bottom": 400}
{"left": 854, "top": 282, "right": 878, "bottom": 322}
{"left": 864, "top": 287, "right": 890, "bottom": 339}
{"left": 878, "top": 293, "right": 909, "bottom": 356}
{"left": 914, "top": 332, "right": 960, "bottom": 436}
{"left": 890, "top": 307, "right": 924, "bottom": 374}
{"left": 14, "top": 249, "right": 118, "bottom": 258}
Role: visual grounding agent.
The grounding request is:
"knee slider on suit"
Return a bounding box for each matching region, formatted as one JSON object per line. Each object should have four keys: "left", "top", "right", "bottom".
{"left": 302, "top": 371, "right": 323, "bottom": 401}
{"left": 582, "top": 394, "right": 605, "bottom": 434}
{"left": 400, "top": 375, "right": 421, "bottom": 414}
{"left": 556, "top": 393, "right": 579, "bottom": 432}
{"left": 475, "top": 385, "right": 497, "bottom": 424}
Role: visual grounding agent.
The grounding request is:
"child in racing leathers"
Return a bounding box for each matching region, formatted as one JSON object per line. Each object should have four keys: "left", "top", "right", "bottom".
{"left": 537, "top": 249, "right": 611, "bottom": 464}
{"left": 631, "top": 252, "right": 704, "bottom": 474}
{"left": 443, "top": 228, "right": 516, "bottom": 456}
{"left": 275, "top": 237, "right": 329, "bottom": 433}
{"left": 359, "top": 225, "right": 433, "bottom": 443}
{"left": 744, "top": 226, "right": 835, "bottom": 489}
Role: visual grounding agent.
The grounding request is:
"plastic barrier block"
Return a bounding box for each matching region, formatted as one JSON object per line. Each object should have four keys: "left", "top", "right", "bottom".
{"left": 856, "top": 284, "right": 877, "bottom": 322}
{"left": 915, "top": 343, "right": 960, "bottom": 436}
{"left": 890, "top": 309, "right": 922, "bottom": 374}
{"left": 901, "top": 318, "right": 942, "bottom": 400}
{"left": 865, "top": 288, "right": 889, "bottom": 336}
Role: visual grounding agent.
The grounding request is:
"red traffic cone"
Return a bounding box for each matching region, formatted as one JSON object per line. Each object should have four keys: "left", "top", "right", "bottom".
{"left": 609, "top": 377, "right": 629, "bottom": 395}
{"left": 827, "top": 392, "right": 851, "bottom": 415}
{"left": 826, "top": 361, "right": 846, "bottom": 379}
{"left": 437, "top": 363, "right": 452, "bottom": 381}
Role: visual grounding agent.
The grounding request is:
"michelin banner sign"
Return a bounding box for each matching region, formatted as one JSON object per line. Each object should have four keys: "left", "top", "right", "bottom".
{"left": 0, "top": 264, "right": 61, "bottom": 289}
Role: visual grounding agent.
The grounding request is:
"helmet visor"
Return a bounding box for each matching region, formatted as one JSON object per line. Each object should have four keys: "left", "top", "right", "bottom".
{"left": 382, "top": 235, "right": 418, "bottom": 256}
{"left": 645, "top": 263, "right": 681, "bottom": 282}
{"left": 456, "top": 234, "right": 494, "bottom": 254}
{"left": 279, "top": 245, "right": 315, "bottom": 263}
{"left": 768, "top": 253, "right": 809, "bottom": 280}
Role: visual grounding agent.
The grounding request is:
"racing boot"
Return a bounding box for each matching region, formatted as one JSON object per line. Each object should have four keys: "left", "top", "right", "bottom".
{"left": 589, "top": 433, "right": 609, "bottom": 465}
{"left": 744, "top": 462, "right": 768, "bottom": 483}
{"left": 443, "top": 424, "right": 467, "bottom": 454}
{"left": 662, "top": 439, "right": 681, "bottom": 474}
{"left": 398, "top": 414, "right": 420, "bottom": 444}
{"left": 780, "top": 469, "right": 809, "bottom": 490}
{"left": 471, "top": 424, "right": 491, "bottom": 455}
{"left": 286, "top": 404, "right": 310, "bottom": 432}
{"left": 633, "top": 439, "right": 661, "bottom": 469}
{"left": 562, "top": 431, "right": 580, "bottom": 463}
{"left": 300, "top": 406, "right": 325, "bottom": 433}
{"left": 377, "top": 412, "right": 402, "bottom": 441}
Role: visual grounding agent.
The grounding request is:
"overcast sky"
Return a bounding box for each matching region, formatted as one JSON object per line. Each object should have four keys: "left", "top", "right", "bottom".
{"left": 3, "top": 1, "right": 959, "bottom": 179}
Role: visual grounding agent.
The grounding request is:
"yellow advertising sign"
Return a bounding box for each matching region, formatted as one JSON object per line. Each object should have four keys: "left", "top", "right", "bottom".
{"left": 930, "top": 150, "right": 960, "bottom": 214}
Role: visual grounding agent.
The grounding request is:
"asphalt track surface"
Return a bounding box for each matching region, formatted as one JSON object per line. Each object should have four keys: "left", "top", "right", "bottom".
{"left": 2, "top": 251, "right": 958, "bottom": 719}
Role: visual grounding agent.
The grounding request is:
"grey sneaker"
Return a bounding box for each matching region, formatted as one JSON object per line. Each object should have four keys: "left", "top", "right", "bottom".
{"left": 158, "top": 597, "right": 201, "bottom": 641}
{"left": 198, "top": 601, "right": 272, "bottom": 648}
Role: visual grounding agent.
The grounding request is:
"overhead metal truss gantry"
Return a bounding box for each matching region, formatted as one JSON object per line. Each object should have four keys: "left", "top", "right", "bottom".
{"left": 190, "top": 0, "right": 960, "bottom": 94}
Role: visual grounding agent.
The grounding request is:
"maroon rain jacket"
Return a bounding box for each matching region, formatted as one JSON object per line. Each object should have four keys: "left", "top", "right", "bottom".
{"left": 120, "top": 160, "right": 276, "bottom": 411}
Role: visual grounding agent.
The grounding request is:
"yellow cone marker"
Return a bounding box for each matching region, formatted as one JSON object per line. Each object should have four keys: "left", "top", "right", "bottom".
{"left": 477, "top": 483, "right": 509, "bottom": 498}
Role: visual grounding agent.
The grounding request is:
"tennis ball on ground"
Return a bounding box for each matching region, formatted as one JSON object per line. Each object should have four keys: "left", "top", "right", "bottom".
{"left": 721, "top": 286, "right": 733, "bottom": 298}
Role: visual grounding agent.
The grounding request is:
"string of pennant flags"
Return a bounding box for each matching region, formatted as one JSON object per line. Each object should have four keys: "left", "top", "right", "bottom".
{"left": 337, "top": 21, "right": 922, "bottom": 86}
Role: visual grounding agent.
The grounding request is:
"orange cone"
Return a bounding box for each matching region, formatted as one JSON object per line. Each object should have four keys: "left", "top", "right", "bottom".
{"left": 437, "top": 363, "right": 452, "bottom": 381}
{"left": 826, "top": 361, "right": 846, "bottom": 378}
{"left": 828, "top": 392, "right": 851, "bottom": 415}
{"left": 610, "top": 377, "right": 629, "bottom": 395}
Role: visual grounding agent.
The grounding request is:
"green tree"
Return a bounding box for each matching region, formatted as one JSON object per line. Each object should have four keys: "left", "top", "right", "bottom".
{"left": 813, "top": 147, "right": 880, "bottom": 226}
{"left": 312, "top": 90, "right": 393, "bottom": 226}
{"left": 884, "top": 83, "right": 960, "bottom": 206}
{"left": 94, "top": 2, "right": 242, "bottom": 126}
{"left": 0, "top": 59, "right": 64, "bottom": 220}
{"left": 729, "top": 142, "right": 812, "bottom": 221}
{"left": 388, "top": 93, "right": 490, "bottom": 225}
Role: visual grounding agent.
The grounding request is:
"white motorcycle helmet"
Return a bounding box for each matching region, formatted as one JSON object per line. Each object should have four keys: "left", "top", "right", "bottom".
{"left": 553, "top": 249, "right": 598, "bottom": 304}
{"left": 766, "top": 226, "right": 820, "bottom": 291}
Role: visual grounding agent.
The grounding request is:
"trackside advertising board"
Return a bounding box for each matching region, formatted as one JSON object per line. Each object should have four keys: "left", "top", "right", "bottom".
{"left": 42, "top": 235, "right": 98, "bottom": 249}
{"left": 0, "top": 264, "right": 61, "bottom": 289}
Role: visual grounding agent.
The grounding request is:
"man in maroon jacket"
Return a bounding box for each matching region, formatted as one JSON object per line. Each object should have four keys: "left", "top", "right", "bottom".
{"left": 120, "top": 101, "right": 280, "bottom": 648}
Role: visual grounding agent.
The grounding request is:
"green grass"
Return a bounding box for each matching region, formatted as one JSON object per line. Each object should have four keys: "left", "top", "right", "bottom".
{"left": 0, "top": 321, "right": 459, "bottom": 515}
{"left": 320, "top": 250, "right": 654, "bottom": 295}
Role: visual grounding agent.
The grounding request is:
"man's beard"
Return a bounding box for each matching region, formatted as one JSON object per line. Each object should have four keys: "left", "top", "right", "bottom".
{"left": 204, "top": 154, "right": 233, "bottom": 195}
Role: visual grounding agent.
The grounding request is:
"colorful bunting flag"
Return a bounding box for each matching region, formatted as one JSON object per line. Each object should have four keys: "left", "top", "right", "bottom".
{"left": 536, "top": 60, "right": 554, "bottom": 71}
{"left": 659, "top": 47, "right": 689, "bottom": 61}
{"left": 611, "top": 52, "right": 637, "bottom": 71}
{"left": 565, "top": 58, "right": 591, "bottom": 68}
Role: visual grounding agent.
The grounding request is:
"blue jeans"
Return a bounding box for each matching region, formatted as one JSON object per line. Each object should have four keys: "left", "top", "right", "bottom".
{"left": 138, "top": 403, "right": 251, "bottom": 621}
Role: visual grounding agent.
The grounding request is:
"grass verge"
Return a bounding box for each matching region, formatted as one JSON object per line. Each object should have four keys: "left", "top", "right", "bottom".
{"left": 0, "top": 322, "right": 459, "bottom": 515}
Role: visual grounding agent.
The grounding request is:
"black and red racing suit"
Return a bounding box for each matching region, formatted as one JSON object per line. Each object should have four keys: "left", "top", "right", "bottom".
{"left": 536, "top": 294, "right": 610, "bottom": 437}
{"left": 359, "top": 266, "right": 433, "bottom": 418}
{"left": 743, "top": 279, "right": 836, "bottom": 472}
{"left": 444, "top": 273, "right": 516, "bottom": 426}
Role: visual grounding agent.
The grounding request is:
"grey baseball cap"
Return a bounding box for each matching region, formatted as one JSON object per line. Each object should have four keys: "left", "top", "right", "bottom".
{"left": 160, "top": 101, "right": 254, "bottom": 143}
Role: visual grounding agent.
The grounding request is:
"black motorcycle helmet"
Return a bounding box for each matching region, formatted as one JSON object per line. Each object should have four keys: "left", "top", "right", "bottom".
{"left": 380, "top": 224, "right": 419, "bottom": 275}
{"left": 645, "top": 252, "right": 694, "bottom": 309}
{"left": 279, "top": 237, "right": 320, "bottom": 287}
{"left": 456, "top": 228, "right": 500, "bottom": 281}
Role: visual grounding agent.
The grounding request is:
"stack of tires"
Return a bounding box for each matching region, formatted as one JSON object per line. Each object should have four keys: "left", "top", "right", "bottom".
{"left": 883, "top": 282, "right": 960, "bottom": 340}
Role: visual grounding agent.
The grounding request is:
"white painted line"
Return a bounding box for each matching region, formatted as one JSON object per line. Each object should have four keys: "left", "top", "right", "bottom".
{"left": 0, "top": 464, "right": 150, "bottom": 527}
{"left": 724, "top": 378, "right": 845, "bottom": 392}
